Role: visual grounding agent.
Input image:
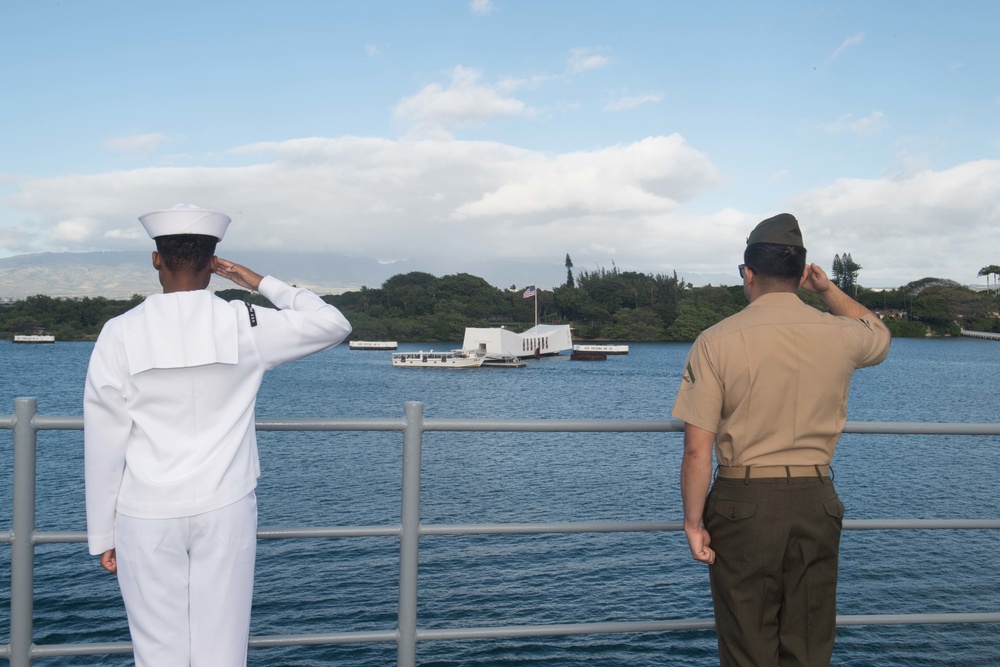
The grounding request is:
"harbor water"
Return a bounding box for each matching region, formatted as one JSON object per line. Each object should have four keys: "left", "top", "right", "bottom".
{"left": 1, "top": 337, "right": 998, "bottom": 665}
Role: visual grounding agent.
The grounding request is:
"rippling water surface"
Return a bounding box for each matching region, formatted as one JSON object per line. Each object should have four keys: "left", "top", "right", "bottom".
{"left": 1, "top": 337, "right": 998, "bottom": 665}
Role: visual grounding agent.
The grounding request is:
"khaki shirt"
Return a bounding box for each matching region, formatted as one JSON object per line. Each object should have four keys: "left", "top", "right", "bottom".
{"left": 671, "top": 292, "right": 890, "bottom": 467}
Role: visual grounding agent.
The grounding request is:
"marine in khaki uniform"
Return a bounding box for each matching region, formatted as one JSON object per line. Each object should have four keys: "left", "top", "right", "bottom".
{"left": 672, "top": 213, "right": 890, "bottom": 667}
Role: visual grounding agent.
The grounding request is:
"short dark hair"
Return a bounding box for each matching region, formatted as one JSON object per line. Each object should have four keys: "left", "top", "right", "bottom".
{"left": 154, "top": 234, "right": 218, "bottom": 273}
{"left": 744, "top": 242, "right": 806, "bottom": 286}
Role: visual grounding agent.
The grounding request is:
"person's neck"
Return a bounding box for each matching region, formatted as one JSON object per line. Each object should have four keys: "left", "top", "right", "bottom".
{"left": 152, "top": 251, "right": 214, "bottom": 294}
{"left": 759, "top": 286, "right": 798, "bottom": 296}
{"left": 162, "top": 283, "right": 207, "bottom": 294}
{"left": 160, "top": 271, "right": 212, "bottom": 294}
{"left": 747, "top": 283, "right": 798, "bottom": 303}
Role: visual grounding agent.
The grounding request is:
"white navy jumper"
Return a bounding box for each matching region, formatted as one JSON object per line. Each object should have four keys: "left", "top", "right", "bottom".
{"left": 84, "top": 276, "right": 351, "bottom": 666}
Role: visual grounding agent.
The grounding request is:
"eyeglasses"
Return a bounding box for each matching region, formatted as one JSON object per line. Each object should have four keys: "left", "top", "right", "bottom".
{"left": 738, "top": 264, "right": 750, "bottom": 280}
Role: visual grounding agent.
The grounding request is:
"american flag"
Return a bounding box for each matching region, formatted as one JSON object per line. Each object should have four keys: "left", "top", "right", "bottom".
{"left": 522, "top": 285, "right": 536, "bottom": 299}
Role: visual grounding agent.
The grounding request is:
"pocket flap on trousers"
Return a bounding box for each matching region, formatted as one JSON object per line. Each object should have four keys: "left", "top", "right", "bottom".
{"left": 823, "top": 498, "right": 845, "bottom": 519}
{"left": 713, "top": 500, "right": 757, "bottom": 521}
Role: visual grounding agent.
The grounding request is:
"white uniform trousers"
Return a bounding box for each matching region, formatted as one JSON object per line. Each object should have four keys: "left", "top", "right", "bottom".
{"left": 115, "top": 492, "right": 257, "bottom": 667}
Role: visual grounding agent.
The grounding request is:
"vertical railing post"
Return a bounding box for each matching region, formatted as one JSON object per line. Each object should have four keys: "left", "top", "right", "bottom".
{"left": 397, "top": 401, "right": 423, "bottom": 667}
{"left": 11, "top": 398, "right": 38, "bottom": 667}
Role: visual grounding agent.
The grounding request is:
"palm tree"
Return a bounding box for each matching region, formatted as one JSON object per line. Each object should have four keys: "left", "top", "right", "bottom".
{"left": 977, "top": 265, "right": 1000, "bottom": 295}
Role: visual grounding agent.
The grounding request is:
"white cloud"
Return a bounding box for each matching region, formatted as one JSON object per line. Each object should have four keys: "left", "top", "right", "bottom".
{"left": 792, "top": 159, "right": 1000, "bottom": 285}
{"left": 103, "top": 133, "right": 171, "bottom": 154}
{"left": 52, "top": 217, "right": 101, "bottom": 243}
{"left": 568, "top": 48, "right": 609, "bottom": 73}
{"left": 5, "top": 136, "right": 998, "bottom": 289}
{"left": 827, "top": 33, "right": 864, "bottom": 63}
{"left": 452, "top": 135, "right": 718, "bottom": 218}
{"left": 470, "top": 0, "right": 494, "bottom": 15}
{"left": 825, "top": 111, "right": 887, "bottom": 136}
{"left": 604, "top": 93, "right": 663, "bottom": 112}
{"left": 364, "top": 44, "right": 382, "bottom": 58}
{"left": 887, "top": 151, "right": 933, "bottom": 179}
{"left": 497, "top": 75, "right": 536, "bottom": 93}
{"left": 104, "top": 227, "right": 145, "bottom": 241}
{"left": 0, "top": 226, "right": 33, "bottom": 251}
{"left": 394, "top": 66, "right": 535, "bottom": 134}
{"left": 5, "top": 135, "right": 720, "bottom": 271}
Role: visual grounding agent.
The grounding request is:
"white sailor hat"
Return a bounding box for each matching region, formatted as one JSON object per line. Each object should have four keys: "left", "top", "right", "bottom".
{"left": 138, "top": 203, "right": 231, "bottom": 241}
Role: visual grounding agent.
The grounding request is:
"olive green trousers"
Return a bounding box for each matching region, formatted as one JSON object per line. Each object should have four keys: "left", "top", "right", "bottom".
{"left": 704, "top": 476, "right": 845, "bottom": 667}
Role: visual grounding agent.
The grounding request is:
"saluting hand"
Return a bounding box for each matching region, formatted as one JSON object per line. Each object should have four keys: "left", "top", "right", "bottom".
{"left": 214, "top": 258, "right": 264, "bottom": 292}
{"left": 800, "top": 263, "right": 832, "bottom": 294}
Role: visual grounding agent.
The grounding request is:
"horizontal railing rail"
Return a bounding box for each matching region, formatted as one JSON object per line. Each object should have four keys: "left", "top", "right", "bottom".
{"left": 2, "top": 398, "right": 999, "bottom": 665}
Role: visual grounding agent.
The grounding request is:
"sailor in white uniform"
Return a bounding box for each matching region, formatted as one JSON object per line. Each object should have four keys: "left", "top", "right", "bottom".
{"left": 84, "top": 204, "right": 352, "bottom": 666}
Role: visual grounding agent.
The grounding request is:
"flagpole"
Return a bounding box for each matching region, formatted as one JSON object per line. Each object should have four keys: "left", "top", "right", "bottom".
{"left": 534, "top": 290, "right": 538, "bottom": 328}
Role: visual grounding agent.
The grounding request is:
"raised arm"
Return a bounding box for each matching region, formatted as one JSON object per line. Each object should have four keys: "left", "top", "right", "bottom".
{"left": 213, "top": 258, "right": 263, "bottom": 292}
{"left": 800, "top": 263, "right": 876, "bottom": 320}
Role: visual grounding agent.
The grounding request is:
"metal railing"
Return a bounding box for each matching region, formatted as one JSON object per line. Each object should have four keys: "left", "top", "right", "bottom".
{"left": 2, "top": 397, "right": 1000, "bottom": 665}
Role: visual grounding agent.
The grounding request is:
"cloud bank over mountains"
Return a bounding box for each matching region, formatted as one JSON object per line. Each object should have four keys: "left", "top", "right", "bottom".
{"left": 3, "top": 6, "right": 999, "bottom": 295}
{"left": 4, "top": 133, "right": 997, "bottom": 291}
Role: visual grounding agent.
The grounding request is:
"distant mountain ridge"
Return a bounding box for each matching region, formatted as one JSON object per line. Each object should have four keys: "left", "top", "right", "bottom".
{"left": 0, "top": 251, "right": 572, "bottom": 299}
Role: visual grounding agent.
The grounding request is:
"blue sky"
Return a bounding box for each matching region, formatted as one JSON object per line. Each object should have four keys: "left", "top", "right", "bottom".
{"left": 2, "top": 0, "right": 998, "bottom": 288}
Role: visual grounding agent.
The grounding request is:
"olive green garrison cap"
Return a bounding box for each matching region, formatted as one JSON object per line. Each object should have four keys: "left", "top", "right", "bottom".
{"left": 746, "top": 213, "right": 803, "bottom": 246}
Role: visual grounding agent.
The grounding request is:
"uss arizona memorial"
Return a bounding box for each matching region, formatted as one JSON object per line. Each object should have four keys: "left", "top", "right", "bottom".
{"left": 462, "top": 324, "right": 573, "bottom": 358}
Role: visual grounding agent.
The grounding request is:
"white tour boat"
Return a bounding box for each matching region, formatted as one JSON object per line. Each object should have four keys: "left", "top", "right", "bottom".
{"left": 572, "top": 344, "right": 629, "bottom": 355}
{"left": 391, "top": 350, "right": 486, "bottom": 369}
{"left": 13, "top": 334, "right": 56, "bottom": 344}
{"left": 349, "top": 340, "right": 398, "bottom": 350}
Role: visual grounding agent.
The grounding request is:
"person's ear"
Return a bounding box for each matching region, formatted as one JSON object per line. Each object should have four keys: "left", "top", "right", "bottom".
{"left": 799, "top": 265, "right": 810, "bottom": 287}
{"left": 209, "top": 255, "right": 219, "bottom": 273}
{"left": 151, "top": 251, "right": 162, "bottom": 270}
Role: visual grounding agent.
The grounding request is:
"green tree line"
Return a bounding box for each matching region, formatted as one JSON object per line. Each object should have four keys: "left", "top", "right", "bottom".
{"left": 856, "top": 277, "right": 999, "bottom": 337}
{"left": 2, "top": 266, "right": 998, "bottom": 343}
{"left": 0, "top": 294, "right": 144, "bottom": 341}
